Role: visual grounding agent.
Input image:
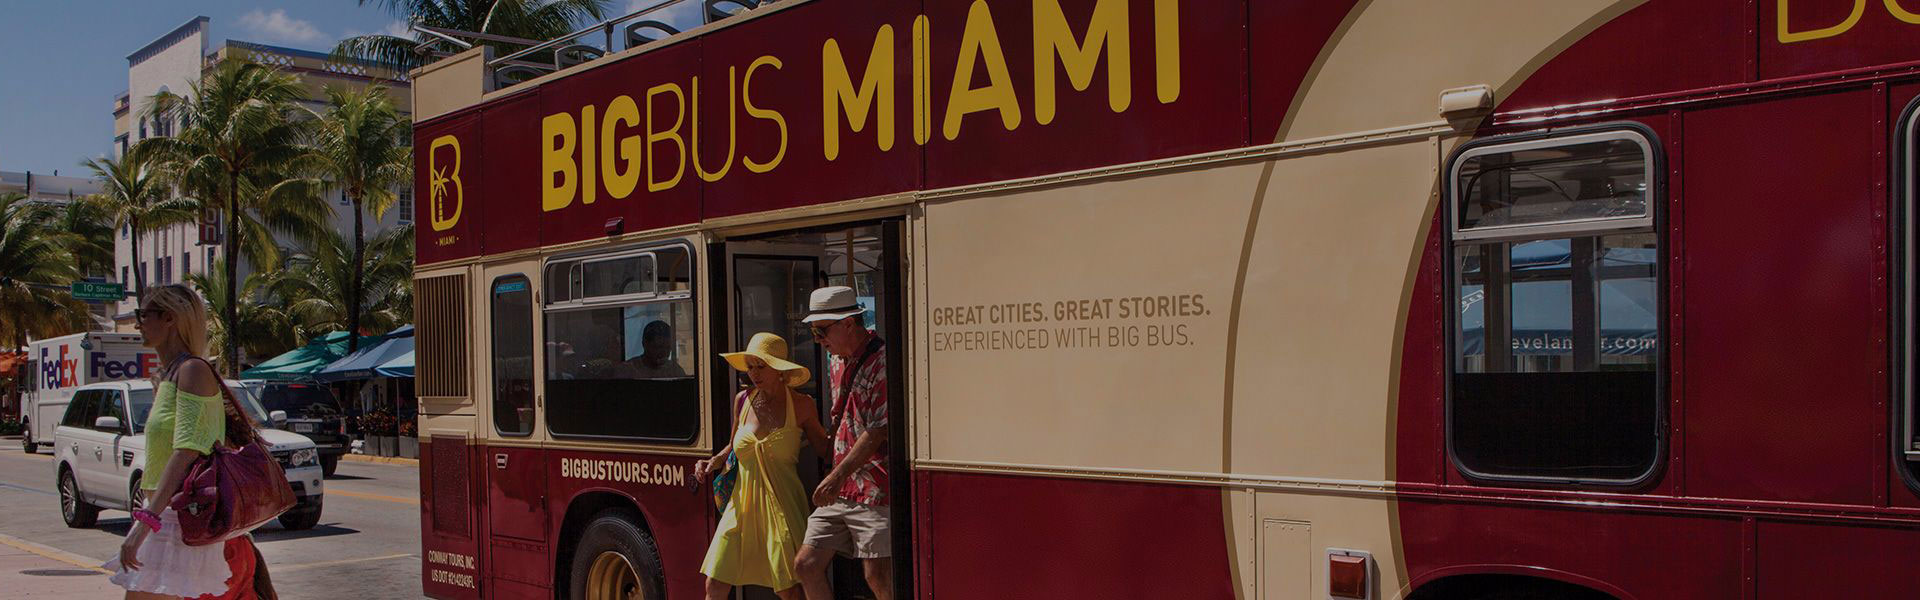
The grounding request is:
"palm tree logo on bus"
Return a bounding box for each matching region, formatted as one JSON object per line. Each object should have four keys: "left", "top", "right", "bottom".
{"left": 428, "top": 134, "right": 463, "bottom": 233}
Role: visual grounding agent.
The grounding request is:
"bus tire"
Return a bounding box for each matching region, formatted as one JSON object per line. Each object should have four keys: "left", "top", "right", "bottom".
{"left": 22, "top": 424, "right": 35, "bottom": 454}
{"left": 567, "top": 509, "right": 665, "bottom": 600}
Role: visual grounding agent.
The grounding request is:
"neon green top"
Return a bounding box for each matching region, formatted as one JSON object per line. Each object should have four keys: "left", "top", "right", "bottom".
{"left": 140, "top": 381, "right": 225, "bottom": 491}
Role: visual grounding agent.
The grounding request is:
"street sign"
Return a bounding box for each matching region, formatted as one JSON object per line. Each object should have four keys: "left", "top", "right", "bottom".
{"left": 70, "top": 281, "right": 126, "bottom": 302}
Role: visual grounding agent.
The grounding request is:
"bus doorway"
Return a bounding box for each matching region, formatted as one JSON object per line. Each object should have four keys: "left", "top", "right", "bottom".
{"left": 714, "top": 219, "right": 909, "bottom": 600}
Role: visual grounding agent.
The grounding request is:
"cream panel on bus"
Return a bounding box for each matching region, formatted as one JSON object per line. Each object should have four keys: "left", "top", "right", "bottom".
{"left": 1247, "top": 491, "right": 1405, "bottom": 600}
{"left": 1279, "top": 0, "right": 1643, "bottom": 142}
{"left": 1227, "top": 141, "right": 1438, "bottom": 483}
{"left": 919, "top": 163, "right": 1265, "bottom": 473}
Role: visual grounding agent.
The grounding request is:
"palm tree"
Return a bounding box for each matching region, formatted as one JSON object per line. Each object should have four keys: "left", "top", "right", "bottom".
{"left": 187, "top": 258, "right": 302, "bottom": 372}
{"left": 81, "top": 147, "right": 197, "bottom": 303}
{"left": 141, "top": 60, "right": 311, "bottom": 376}
{"left": 333, "top": 0, "right": 612, "bottom": 74}
{"left": 51, "top": 197, "right": 117, "bottom": 281}
{"left": 279, "top": 225, "right": 416, "bottom": 342}
{"left": 0, "top": 193, "right": 90, "bottom": 414}
{"left": 306, "top": 85, "right": 411, "bottom": 353}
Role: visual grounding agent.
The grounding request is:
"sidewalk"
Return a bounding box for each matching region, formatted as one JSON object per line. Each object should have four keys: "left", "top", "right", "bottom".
{"left": 340, "top": 452, "right": 417, "bottom": 466}
{"left": 0, "top": 532, "right": 119, "bottom": 597}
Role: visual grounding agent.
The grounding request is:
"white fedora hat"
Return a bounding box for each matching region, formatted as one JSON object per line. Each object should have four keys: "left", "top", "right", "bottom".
{"left": 802, "top": 286, "right": 864, "bottom": 323}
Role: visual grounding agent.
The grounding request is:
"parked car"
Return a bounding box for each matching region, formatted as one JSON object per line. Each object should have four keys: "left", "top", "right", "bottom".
{"left": 239, "top": 381, "right": 349, "bottom": 476}
{"left": 52, "top": 380, "right": 326, "bottom": 531}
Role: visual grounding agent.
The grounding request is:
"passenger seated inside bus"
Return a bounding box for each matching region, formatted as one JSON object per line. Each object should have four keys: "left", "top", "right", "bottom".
{"left": 545, "top": 296, "right": 700, "bottom": 441}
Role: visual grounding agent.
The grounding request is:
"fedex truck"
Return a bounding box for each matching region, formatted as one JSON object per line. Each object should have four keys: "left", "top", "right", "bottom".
{"left": 18, "top": 333, "right": 154, "bottom": 454}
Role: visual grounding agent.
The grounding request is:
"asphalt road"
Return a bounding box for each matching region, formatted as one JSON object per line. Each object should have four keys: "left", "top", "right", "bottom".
{"left": 0, "top": 440, "right": 426, "bottom": 599}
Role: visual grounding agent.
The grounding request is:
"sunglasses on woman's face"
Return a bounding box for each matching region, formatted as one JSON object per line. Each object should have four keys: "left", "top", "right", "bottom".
{"left": 134, "top": 307, "right": 167, "bottom": 322}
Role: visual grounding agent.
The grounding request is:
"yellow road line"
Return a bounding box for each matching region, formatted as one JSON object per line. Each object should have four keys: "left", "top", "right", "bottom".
{"left": 275, "top": 552, "right": 415, "bottom": 573}
{"left": 0, "top": 532, "right": 109, "bottom": 573}
{"left": 327, "top": 487, "right": 420, "bottom": 505}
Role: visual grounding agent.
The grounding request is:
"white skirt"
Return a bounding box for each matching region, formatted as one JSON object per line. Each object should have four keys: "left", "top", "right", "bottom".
{"left": 103, "top": 508, "right": 233, "bottom": 597}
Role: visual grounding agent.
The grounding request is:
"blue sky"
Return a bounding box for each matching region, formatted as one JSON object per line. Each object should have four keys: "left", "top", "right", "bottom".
{"left": 0, "top": 0, "right": 690, "bottom": 176}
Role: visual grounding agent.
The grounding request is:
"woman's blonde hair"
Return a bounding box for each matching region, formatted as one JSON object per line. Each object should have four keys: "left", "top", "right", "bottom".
{"left": 142, "top": 284, "right": 209, "bottom": 357}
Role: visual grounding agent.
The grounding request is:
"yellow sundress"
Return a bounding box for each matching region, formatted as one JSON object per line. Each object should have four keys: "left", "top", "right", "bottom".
{"left": 699, "top": 388, "right": 809, "bottom": 590}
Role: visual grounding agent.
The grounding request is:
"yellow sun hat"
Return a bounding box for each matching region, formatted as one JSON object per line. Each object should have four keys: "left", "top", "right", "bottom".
{"left": 720, "top": 332, "right": 810, "bottom": 387}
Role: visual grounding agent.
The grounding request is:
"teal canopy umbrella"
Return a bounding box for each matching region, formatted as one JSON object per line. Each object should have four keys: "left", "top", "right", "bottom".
{"left": 314, "top": 326, "right": 414, "bottom": 382}
{"left": 374, "top": 349, "right": 413, "bottom": 378}
{"left": 240, "top": 331, "right": 383, "bottom": 381}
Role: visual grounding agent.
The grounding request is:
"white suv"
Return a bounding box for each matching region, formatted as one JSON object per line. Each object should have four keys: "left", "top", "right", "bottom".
{"left": 52, "top": 380, "right": 326, "bottom": 530}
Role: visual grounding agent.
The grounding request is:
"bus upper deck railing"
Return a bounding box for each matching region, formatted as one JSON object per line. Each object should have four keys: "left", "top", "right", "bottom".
{"left": 409, "top": 0, "right": 777, "bottom": 90}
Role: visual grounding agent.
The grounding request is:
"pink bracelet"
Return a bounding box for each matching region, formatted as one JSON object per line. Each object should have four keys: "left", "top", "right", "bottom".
{"left": 131, "top": 509, "right": 162, "bottom": 530}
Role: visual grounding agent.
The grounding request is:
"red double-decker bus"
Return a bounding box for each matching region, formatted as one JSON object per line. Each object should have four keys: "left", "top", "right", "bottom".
{"left": 409, "top": 0, "right": 1920, "bottom": 597}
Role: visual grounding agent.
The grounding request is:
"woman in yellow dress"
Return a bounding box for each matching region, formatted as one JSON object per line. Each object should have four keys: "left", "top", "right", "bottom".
{"left": 697, "top": 333, "right": 832, "bottom": 599}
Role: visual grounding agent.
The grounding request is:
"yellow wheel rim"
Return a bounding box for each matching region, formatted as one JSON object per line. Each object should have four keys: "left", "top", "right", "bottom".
{"left": 585, "top": 551, "right": 643, "bottom": 600}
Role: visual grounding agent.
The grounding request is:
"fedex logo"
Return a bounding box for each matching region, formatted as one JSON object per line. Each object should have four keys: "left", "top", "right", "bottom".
{"left": 37, "top": 344, "right": 156, "bottom": 389}
{"left": 38, "top": 345, "right": 76, "bottom": 390}
{"left": 91, "top": 352, "right": 156, "bottom": 380}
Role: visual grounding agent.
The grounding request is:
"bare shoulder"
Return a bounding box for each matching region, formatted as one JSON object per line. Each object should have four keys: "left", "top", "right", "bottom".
{"left": 175, "top": 358, "right": 222, "bottom": 397}
{"left": 794, "top": 392, "right": 821, "bottom": 420}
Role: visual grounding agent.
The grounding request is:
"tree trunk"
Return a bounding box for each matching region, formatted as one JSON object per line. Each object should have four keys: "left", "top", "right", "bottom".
{"left": 223, "top": 171, "right": 239, "bottom": 377}
{"left": 7, "top": 330, "right": 23, "bottom": 417}
{"left": 129, "top": 217, "right": 144, "bottom": 305}
{"left": 348, "top": 192, "right": 364, "bottom": 354}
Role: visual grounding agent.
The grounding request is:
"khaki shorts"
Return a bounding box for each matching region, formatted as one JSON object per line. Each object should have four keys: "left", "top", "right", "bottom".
{"left": 803, "top": 500, "right": 891, "bottom": 559}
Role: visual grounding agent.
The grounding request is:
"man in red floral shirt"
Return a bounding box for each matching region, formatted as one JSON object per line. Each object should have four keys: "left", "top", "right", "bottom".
{"left": 793, "top": 286, "right": 892, "bottom": 600}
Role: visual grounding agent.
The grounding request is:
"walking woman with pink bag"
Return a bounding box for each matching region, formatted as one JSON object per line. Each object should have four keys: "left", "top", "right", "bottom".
{"left": 103, "top": 284, "right": 280, "bottom": 599}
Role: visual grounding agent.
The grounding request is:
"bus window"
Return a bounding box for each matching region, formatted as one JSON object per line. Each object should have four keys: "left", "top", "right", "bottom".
{"left": 1447, "top": 127, "right": 1663, "bottom": 484}
{"left": 492, "top": 275, "right": 536, "bottom": 436}
{"left": 543, "top": 244, "right": 700, "bottom": 442}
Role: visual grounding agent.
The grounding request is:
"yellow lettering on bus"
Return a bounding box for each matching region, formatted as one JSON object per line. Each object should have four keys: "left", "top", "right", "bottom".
{"left": 601, "top": 95, "right": 641, "bottom": 199}
{"left": 1887, "top": 0, "right": 1920, "bottom": 23}
{"left": 1033, "top": 0, "right": 1129, "bottom": 125}
{"left": 427, "top": 135, "right": 462, "bottom": 231}
{"left": 913, "top": 15, "right": 931, "bottom": 145}
{"left": 580, "top": 105, "right": 597, "bottom": 204}
{"left": 1778, "top": 0, "right": 1865, "bottom": 43}
{"left": 823, "top": 24, "right": 896, "bottom": 161}
{"left": 1155, "top": 0, "right": 1180, "bottom": 103}
{"left": 743, "top": 56, "right": 787, "bottom": 174}
{"left": 692, "top": 71, "right": 737, "bottom": 183}
{"left": 646, "top": 82, "right": 687, "bottom": 192}
{"left": 945, "top": 0, "right": 1021, "bottom": 140}
{"left": 542, "top": 112, "right": 577, "bottom": 211}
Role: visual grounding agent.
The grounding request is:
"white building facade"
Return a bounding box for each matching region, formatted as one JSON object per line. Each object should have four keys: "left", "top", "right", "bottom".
{"left": 112, "top": 17, "right": 412, "bottom": 342}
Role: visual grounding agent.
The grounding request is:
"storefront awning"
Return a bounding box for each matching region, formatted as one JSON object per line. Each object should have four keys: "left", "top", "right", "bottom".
{"left": 374, "top": 349, "right": 413, "bottom": 379}
{"left": 240, "top": 330, "right": 383, "bottom": 381}
{"left": 313, "top": 326, "right": 414, "bottom": 382}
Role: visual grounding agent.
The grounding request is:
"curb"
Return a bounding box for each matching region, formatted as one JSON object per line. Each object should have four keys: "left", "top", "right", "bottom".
{"left": 0, "top": 532, "right": 108, "bottom": 573}
{"left": 341, "top": 453, "right": 418, "bottom": 466}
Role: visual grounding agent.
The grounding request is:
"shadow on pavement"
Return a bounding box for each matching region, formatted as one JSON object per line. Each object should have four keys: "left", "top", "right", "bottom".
{"left": 97, "top": 519, "right": 363, "bottom": 543}
{"left": 324, "top": 474, "right": 374, "bottom": 481}
{"left": 251, "top": 524, "right": 363, "bottom": 543}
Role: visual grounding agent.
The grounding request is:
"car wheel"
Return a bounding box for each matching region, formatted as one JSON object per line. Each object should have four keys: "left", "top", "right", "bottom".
{"left": 568, "top": 509, "right": 664, "bottom": 600}
{"left": 321, "top": 455, "right": 339, "bottom": 478}
{"left": 59, "top": 468, "right": 99, "bottom": 528}
{"left": 278, "top": 499, "right": 322, "bottom": 530}
{"left": 21, "top": 425, "right": 35, "bottom": 454}
{"left": 127, "top": 474, "right": 144, "bottom": 512}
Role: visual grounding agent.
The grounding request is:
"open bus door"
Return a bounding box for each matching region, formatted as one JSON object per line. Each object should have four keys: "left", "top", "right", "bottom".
{"left": 714, "top": 219, "right": 910, "bottom": 600}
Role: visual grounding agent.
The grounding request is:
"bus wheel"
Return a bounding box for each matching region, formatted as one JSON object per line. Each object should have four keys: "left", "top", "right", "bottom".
{"left": 569, "top": 510, "right": 664, "bottom": 600}
{"left": 21, "top": 425, "right": 35, "bottom": 454}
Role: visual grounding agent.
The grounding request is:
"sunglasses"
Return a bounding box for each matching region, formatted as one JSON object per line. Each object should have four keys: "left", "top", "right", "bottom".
{"left": 134, "top": 307, "right": 167, "bottom": 321}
